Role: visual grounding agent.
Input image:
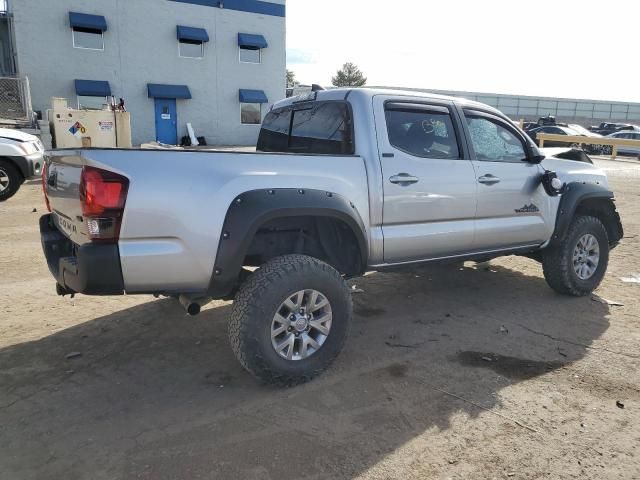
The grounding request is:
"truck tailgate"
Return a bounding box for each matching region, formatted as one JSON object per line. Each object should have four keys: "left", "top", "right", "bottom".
{"left": 45, "top": 152, "right": 89, "bottom": 245}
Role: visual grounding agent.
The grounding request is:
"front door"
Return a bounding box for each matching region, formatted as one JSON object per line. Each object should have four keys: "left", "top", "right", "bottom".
{"left": 374, "top": 96, "right": 478, "bottom": 264}
{"left": 463, "top": 109, "right": 549, "bottom": 250}
{"left": 154, "top": 98, "right": 177, "bottom": 145}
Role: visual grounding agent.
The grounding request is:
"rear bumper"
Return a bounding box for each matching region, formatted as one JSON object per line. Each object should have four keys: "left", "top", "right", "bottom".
{"left": 40, "top": 214, "right": 124, "bottom": 295}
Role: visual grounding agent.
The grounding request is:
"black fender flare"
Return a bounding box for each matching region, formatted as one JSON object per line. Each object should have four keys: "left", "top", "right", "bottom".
{"left": 208, "top": 188, "right": 368, "bottom": 298}
{"left": 550, "top": 182, "right": 623, "bottom": 247}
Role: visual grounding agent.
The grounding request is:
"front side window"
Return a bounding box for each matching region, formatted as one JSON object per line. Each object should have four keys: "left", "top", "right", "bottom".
{"left": 72, "top": 27, "right": 104, "bottom": 50}
{"left": 241, "top": 103, "right": 262, "bottom": 124}
{"left": 465, "top": 115, "right": 527, "bottom": 162}
{"left": 78, "top": 95, "right": 107, "bottom": 110}
{"left": 240, "top": 46, "right": 261, "bottom": 64}
{"left": 257, "top": 102, "right": 354, "bottom": 155}
{"left": 385, "top": 106, "right": 460, "bottom": 159}
{"left": 179, "top": 39, "right": 204, "bottom": 58}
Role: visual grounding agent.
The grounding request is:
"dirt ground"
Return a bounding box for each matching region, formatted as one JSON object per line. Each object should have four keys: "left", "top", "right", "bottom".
{"left": 1, "top": 158, "right": 639, "bottom": 480}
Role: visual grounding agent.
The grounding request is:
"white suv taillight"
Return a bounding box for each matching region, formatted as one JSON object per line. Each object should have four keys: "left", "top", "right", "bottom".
{"left": 79, "top": 166, "right": 129, "bottom": 243}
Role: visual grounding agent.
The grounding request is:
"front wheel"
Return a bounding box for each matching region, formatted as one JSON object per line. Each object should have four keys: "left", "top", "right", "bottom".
{"left": 0, "top": 160, "right": 21, "bottom": 202}
{"left": 542, "top": 216, "right": 609, "bottom": 296}
{"left": 229, "top": 254, "right": 352, "bottom": 385}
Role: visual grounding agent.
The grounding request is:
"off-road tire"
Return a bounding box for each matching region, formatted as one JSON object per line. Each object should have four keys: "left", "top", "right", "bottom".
{"left": 542, "top": 215, "right": 609, "bottom": 296}
{"left": 229, "top": 254, "right": 352, "bottom": 386}
{"left": 0, "top": 160, "right": 21, "bottom": 202}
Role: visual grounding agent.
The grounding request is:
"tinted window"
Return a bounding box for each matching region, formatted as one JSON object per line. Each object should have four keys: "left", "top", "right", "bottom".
{"left": 78, "top": 95, "right": 106, "bottom": 110}
{"left": 385, "top": 107, "right": 459, "bottom": 159}
{"left": 72, "top": 28, "right": 104, "bottom": 50}
{"left": 466, "top": 116, "right": 526, "bottom": 162}
{"left": 257, "top": 102, "right": 353, "bottom": 155}
{"left": 179, "top": 39, "right": 203, "bottom": 58}
{"left": 241, "top": 103, "right": 261, "bottom": 124}
{"left": 240, "top": 47, "right": 261, "bottom": 63}
{"left": 257, "top": 108, "right": 291, "bottom": 151}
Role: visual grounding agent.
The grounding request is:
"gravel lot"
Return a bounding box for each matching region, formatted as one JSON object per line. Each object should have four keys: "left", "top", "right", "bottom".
{"left": 1, "top": 158, "right": 639, "bottom": 479}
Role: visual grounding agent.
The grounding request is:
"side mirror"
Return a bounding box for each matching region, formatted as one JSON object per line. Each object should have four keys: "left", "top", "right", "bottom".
{"left": 528, "top": 154, "right": 546, "bottom": 164}
{"left": 526, "top": 144, "right": 545, "bottom": 164}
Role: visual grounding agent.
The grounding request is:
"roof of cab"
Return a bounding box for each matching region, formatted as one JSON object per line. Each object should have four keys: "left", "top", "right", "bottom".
{"left": 272, "top": 87, "right": 502, "bottom": 115}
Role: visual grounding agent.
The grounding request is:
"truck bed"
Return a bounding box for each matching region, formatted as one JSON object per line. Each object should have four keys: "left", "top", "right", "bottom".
{"left": 45, "top": 148, "right": 371, "bottom": 294}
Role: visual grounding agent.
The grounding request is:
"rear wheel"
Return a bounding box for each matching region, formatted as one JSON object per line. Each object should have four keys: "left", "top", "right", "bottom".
{"left": 0, "top": 160, "right": 21, "bottom": 202}
{"left": 229, "top": 254, "right": 352, "bottom": 385}
{"left": 542, "top": 216, "right": 609, "bottom": 296}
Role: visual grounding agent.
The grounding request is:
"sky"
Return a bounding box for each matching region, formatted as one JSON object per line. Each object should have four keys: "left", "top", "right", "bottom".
{"left": 286, "top": 0, "right": 639, "bottom": 102}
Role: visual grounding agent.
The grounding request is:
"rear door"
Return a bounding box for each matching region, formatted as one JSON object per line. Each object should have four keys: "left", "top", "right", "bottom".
{"left": 373, "top": 96, "right": 477, "bottom": 263}
{"left": 463, "top": 109, "right": 549, "bottom": 251}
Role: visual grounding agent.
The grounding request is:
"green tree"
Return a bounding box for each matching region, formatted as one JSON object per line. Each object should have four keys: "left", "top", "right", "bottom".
{"left": 331, "top": 62, "right": 367, "bottom": 87}
{"left": 286, "top": 69, "right": 300, "bottom": 88}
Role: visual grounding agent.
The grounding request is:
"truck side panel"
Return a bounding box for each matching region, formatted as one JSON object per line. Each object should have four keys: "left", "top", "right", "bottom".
{"left": 70, "top": 149, "right": 370, "bottom": 294}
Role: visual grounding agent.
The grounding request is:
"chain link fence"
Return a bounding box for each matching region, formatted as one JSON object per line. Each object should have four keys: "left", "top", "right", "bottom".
{"left": 0, "top": 76, "right": 32, "bottom": 124}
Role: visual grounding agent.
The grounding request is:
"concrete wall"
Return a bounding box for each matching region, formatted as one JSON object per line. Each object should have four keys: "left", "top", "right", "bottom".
{"left": 372, "top": 87, "right": 640, "bottom": 127}
{"left": 11, "top": 0, "right": 286, "bottom": 145}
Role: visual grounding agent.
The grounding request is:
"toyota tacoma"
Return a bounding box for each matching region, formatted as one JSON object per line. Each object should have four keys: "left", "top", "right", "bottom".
{"left": 40, "top": 88, "right": 623, "bottom": 385}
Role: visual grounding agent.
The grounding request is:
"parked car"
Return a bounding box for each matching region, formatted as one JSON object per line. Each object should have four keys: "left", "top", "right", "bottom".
{"left": 537, "top": 115, "right": 557, "bottom": 126}
{"left": 521, "top": 121, "right": 539, "bottom": 132}
{"left": 567, "top": 124, "right": 606, "bottom": 154}
{"left": 0, "top": 128, "right": 44, "bottom": 201}
{"left": 589, "top": 122, "right": 638, "bottom": 136}
{"left": 601, "top": 131, "right": 640, "bottom": 157}
{"left": 526, "top": 125, "right": 581, "bottom": 146}
{"left": 40, "top": 88, "right": 623, "bottom": 385}
{"left": 528, "top": 125, "right": 604, "bottom": 154}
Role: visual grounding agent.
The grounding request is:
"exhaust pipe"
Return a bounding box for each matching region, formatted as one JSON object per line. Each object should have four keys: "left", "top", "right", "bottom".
{"left": 178, "top": 294, "right": 211, "bottom": 316}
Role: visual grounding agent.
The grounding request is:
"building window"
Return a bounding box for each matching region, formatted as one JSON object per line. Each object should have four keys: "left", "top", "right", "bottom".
{"left": 179, "top": 39, "right": 204, "bottom": 58}
{"left": 78, "top": 95, "right": 107, "bottom": 110}
{"left": 72, "top": 27, "right": 104, "bottom": 50}
{"left": 239, "top": 46, "right": 261, "bottom": 64}
{"left": 241, "top": 103, "right": 262, "bottom": 124}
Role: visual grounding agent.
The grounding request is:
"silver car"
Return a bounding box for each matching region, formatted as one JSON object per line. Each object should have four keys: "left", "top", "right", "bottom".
{"left": 606, "top": 131, "right": 640, "bottom": 157}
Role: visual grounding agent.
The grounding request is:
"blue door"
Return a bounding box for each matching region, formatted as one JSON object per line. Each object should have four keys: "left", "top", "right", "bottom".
{"left": 154, "top": 98, "right": 177, "bottom": 144}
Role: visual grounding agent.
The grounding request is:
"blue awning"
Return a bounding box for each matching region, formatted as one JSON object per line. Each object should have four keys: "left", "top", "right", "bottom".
{"left": 147, "top": 84, "right": 192, "bottom": 99}
{"left": 177, "top": 25, "right": 209, "bottom": 43}
{"left": 75, "top": 79, "right": 111, "bottom": 97}
{"left": 238, "top": 33, "right": 268, "bottom": 49}
{"left": 239, "top": 89, "right": 268, "bottom": 103}
{"left": 69, "top": 12, "right": 108, "bottom": 32}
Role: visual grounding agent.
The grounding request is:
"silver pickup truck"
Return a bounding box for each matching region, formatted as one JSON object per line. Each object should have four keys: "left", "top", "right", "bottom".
{"left": 40, "top": 88, "right": 623, "bottom": 385}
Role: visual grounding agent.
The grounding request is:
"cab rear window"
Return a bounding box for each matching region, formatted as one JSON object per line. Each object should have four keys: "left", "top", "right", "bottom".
{"left": 257, "top": 101, "right": 354, "bottom": 155}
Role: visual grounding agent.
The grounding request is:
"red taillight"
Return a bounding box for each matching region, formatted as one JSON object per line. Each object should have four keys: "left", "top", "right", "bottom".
{"left": 41, "top": 161, "right": 51, "bottom": 212}
{"left": 79, "top": 166, "right": 129, "bottom": 242}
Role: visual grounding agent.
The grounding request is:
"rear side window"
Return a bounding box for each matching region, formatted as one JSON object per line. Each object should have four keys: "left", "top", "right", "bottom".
{"left": 256, "top": 108, "right": 291, "bottom": 151}
{"left": 384, "top": 105, "right": 460, "bottom": 159}
{"left": 257, "top": 101, "right": 353, "bottom": 154}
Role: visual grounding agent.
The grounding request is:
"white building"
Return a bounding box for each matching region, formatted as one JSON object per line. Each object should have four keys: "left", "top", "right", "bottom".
{"left": 2, "top": 0, "right": 286, "bottom": 145}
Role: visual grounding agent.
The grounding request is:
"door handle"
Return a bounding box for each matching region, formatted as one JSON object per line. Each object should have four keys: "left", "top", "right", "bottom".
{"left": 478, "top": 174, "right": 501, "bottom": 185}
{"left": 389, "top": 173, "right": 419, "bottom": 185}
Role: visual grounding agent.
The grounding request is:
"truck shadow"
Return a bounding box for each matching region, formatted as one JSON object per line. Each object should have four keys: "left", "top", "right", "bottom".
{"left": 0, "top": 261, "right": 610, "bottom": 479}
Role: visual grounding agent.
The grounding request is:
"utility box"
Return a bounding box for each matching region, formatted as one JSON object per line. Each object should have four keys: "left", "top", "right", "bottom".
{"left": 50, "top": 98, "right": 132, "bottom": 149}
